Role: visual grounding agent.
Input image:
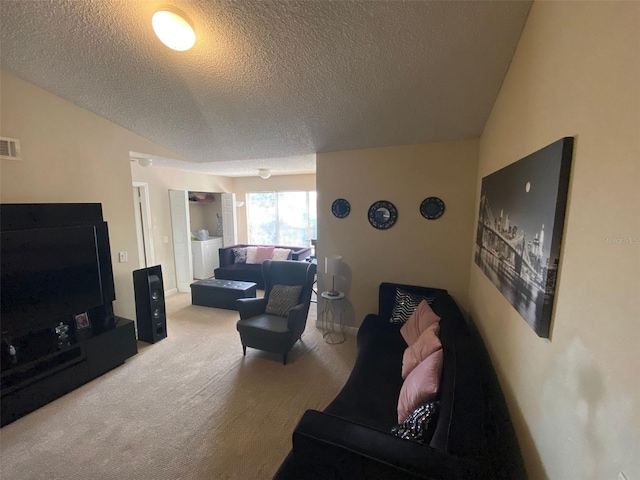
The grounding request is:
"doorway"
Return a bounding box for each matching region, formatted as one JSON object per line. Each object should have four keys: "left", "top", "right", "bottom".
{"left": 169, "top": 190, "right": 238, "bottom": 292}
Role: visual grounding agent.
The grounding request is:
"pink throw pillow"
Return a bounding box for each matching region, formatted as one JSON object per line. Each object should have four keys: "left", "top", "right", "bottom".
{"left": 254, "top": 246, "right": 275, "bottom": 264}
{"left": 397, "top": 349, "right": 444, "bottom": 423}
{"left": 401, "top": 323, "right": 441, "bottom": 379}
{"left": 400, "top": 300, "right": 441, "bottom": 346}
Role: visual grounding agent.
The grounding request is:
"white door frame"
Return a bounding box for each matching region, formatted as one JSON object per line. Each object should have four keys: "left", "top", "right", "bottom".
{"left": 221, "top": 193, "right": 238, "bottom": 247}
{"left": 132, "top": 182, "right": 155, "bottom": 268}
{"left": 169, "top": 190, "right": 193, "bottom": 292}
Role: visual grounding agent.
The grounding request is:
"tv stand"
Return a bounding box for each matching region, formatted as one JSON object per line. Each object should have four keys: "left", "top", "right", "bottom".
{"left": 1, "top": 317, "right": 137, "bottom": 427}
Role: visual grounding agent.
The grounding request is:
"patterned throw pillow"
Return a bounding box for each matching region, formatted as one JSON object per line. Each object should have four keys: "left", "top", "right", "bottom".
{"left": 233, "top": 247, "right": 247, "bottom": 264}
{"left": 391, "top": 401, "right": 440, "bottom": 444}
{"left": 265, "top": 285, "right": 303, "bottom": 317}
{"left": 390, "top": 289, "right": 435, "bottom": 324}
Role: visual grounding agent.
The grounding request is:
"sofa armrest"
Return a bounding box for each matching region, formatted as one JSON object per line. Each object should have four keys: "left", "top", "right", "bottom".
{"left": 218, "top": 246, "right": 239, "bottom": 268}
{"left": 290, "top": 247, "right": 311, "bottom": 261}
{"left": 292, "top": 410, "right": 479, "bottom": 480}
{"left": 237, "top": 297, "right": 267, "bottom": 319}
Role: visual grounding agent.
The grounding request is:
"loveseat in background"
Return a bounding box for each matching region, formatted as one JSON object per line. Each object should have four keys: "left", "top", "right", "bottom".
{"left": 214, "top": 244, "right": 312, "bottom": 289}
{"left": 273, "top": 282, "right": 526, "bottom": 479}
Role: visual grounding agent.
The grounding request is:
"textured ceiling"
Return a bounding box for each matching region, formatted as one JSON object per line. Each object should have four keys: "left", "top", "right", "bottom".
{"left": 0, "top": 0, "right": 531, "bottom": 177}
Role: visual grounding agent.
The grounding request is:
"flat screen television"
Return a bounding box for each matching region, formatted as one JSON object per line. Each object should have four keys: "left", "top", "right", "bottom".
{"left": 1, "top": 225, "right": 104, "bottom": 339}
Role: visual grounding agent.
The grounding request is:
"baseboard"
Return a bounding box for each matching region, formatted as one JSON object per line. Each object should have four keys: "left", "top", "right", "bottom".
{"left": 315, "top": 319, "right": 358, "bottom": 336}
{"left": 165, "top": 288, "right": 178, "bottom": 297}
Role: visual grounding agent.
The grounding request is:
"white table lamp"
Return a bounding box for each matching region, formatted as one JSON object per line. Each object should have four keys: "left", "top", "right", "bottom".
{"left": 325, "top": 255, "right": 342, "bottom": 297}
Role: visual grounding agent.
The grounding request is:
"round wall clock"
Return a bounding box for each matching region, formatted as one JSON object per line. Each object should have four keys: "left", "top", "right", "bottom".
{"left": 331, "top": 198, "right": 351, "bottom": 218}
{"left": 420, "top": 197, "right": 445, "bottom": 220}
{"left": 368, "top": 200, "right": 398, "bottom": 230}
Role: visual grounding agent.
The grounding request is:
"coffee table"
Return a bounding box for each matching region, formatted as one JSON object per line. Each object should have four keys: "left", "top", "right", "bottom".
{"left": 190, "top": 279, "right": 257, "bottom": 310}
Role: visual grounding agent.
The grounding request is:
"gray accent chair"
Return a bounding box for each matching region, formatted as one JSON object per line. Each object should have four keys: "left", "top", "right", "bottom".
{"left": 236, "top": 260, "right": 317, "bottom": 365}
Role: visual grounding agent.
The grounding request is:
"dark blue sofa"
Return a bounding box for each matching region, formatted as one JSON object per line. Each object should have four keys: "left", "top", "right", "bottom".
{"left": 273, "top": 282, "right": 526, "bottom": 479}
{"left": 214, "top": 244, "right": 312, "bottom": 289}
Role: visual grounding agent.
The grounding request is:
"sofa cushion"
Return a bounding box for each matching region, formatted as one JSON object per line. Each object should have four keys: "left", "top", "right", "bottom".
{"left": 266, "top": 284, "right": 302, "bottom": 317}
{"left": 400, "top": 300, "right": 441, "bottom": 346}
{"left": 323, "top": 314, "right": 406, "bottom": 431}
{"left": 254, "top": 246, "right": 275, "bottom": 264}
{"left": 390, "top": 288, "right": 436, "bottom": 324}
{"left": 391, "top": 401, "right": 439, "bottom": 444}
{"left": 273, "top": 247, "right": 292, "bottom": 261}
{"left": 246, "top": 246, "right": 258, "bottom": 263}
{"left": 397, "top": 348, "right": 443, "bottom": 423}
{"left": 233, "top": 247, "right": 247, "bottom": 263}
{"left": 401, "top": 322, "right": 441, "bottom": 379}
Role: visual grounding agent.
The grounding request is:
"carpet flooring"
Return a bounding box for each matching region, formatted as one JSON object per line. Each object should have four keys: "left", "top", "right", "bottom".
{"left": 0, "top": 293, "right": 357, "bottom": 480}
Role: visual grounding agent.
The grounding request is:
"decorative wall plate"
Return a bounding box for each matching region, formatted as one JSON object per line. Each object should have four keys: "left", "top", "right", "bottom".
{"left": 331, "top": 198, "right": 351, "bottom": 218}
{"left": 420, "top": 197, "right": 445, "bottom": 220}
{"left": 368, "top": 200, "right": 398, "bottom": 230}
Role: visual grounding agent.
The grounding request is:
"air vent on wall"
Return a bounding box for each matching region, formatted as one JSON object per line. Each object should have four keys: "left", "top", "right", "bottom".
{"left": 0, "top": 137, "right": 21, "bottom": 160}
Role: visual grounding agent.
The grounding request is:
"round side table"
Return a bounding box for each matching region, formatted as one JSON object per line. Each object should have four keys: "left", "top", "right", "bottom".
{"left": 320, "top": 291, "right": 346, "bottom": 344}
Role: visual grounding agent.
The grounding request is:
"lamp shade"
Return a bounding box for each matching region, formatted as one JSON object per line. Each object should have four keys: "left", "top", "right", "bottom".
{"left": 325, "top": 255, "right": 342, "bottom": 275}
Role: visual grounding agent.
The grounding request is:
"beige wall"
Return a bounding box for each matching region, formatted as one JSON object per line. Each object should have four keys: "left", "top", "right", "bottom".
{"left": 131, "top": 165, "right": 233, "bottom": 292}
{"left": 0, "top": 71, "right": 189, "bottom": 321}
{"left": 232, "top": 174, "right": 316, "bottom": 243}
{"left": 317, "top": 140, "right": 478, "bottom": 327}
{"left": 469, "top": 2, "right": 640, "bottom": 479}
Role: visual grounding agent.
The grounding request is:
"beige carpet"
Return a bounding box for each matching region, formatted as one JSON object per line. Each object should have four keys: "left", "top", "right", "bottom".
{"left": 0, "top": 294, "right": 357, "bottom": 480}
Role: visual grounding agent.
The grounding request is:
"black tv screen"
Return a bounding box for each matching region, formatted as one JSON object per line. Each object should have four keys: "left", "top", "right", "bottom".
{"left": 1, "top": 226, "right": 104, "bottom": 337}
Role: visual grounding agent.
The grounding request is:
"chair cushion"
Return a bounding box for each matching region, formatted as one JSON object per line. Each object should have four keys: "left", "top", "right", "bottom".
{"left": 237, "top": 314, "right": 289, "bottom": 333}
{"left": 266, "top": 285, "right": 302, "bottom": 317}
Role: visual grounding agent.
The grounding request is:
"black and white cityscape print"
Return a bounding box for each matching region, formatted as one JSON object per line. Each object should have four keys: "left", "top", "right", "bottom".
{"left": 474, "top": 138, "right": 573, "bottom": 337}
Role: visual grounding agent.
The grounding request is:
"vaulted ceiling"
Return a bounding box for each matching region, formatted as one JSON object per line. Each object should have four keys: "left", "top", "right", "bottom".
{"left": 0, "top": 0, "right": 532, "bottom": 176}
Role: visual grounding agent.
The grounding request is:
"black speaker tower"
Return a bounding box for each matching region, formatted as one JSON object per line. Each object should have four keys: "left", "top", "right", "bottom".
{"left": 133, "top": 265, "right": 167, "bottom": 343}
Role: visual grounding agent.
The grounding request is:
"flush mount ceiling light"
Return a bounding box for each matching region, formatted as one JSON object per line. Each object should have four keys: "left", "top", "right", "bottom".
{"left": 137, "top": 158, "right": 153, "bottom": 167}
{"left": 258, "top": 168, "right": 271, "bottom": 179}
{"left": 152, "top": 9, "right": 196, "bottom": 51}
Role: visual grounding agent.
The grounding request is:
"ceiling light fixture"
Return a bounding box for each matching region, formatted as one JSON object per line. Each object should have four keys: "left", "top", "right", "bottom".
{"left": 152, "top": 9, "right": 196, "bottom": 51}
{"left": 137, "top": 158, "right": 153, "bottom": 167}
{"left": 258, "top": 168, "right": 271, "bottom": 179}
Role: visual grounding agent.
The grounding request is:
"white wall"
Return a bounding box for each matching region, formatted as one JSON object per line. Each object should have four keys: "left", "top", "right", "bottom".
{"left": 317, "top": 140, "right": 478, "bottom": 326}
{"left": 0, "top": 71, "right": 188, "bottom": 320}
{"left": 469, "top": 2, "right": 640, "bottom": 478}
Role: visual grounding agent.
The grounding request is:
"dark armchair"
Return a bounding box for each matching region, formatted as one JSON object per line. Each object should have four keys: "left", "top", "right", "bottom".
{"left": 236, "top": 260, "right": 317, "bottom": 365}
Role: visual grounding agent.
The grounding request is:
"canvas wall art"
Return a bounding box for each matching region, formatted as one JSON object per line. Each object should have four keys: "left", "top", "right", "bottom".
{"left": 474, "top": 137, "right": 574, "bottom": 337}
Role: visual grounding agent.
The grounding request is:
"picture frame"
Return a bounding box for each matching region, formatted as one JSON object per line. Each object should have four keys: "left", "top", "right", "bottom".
{"left": 367, "top": 200, "right": 398, "bottom": 230}
{"left": 474, "top": 137, "right": 574, "bottom": 338}
{"left": 74, "top": 312, "right": 91, "bottom": 330}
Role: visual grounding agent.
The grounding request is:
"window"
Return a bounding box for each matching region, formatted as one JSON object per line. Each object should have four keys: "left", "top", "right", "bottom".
{"left": 247, "top": 191, "right": 317, "bottom": 246}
